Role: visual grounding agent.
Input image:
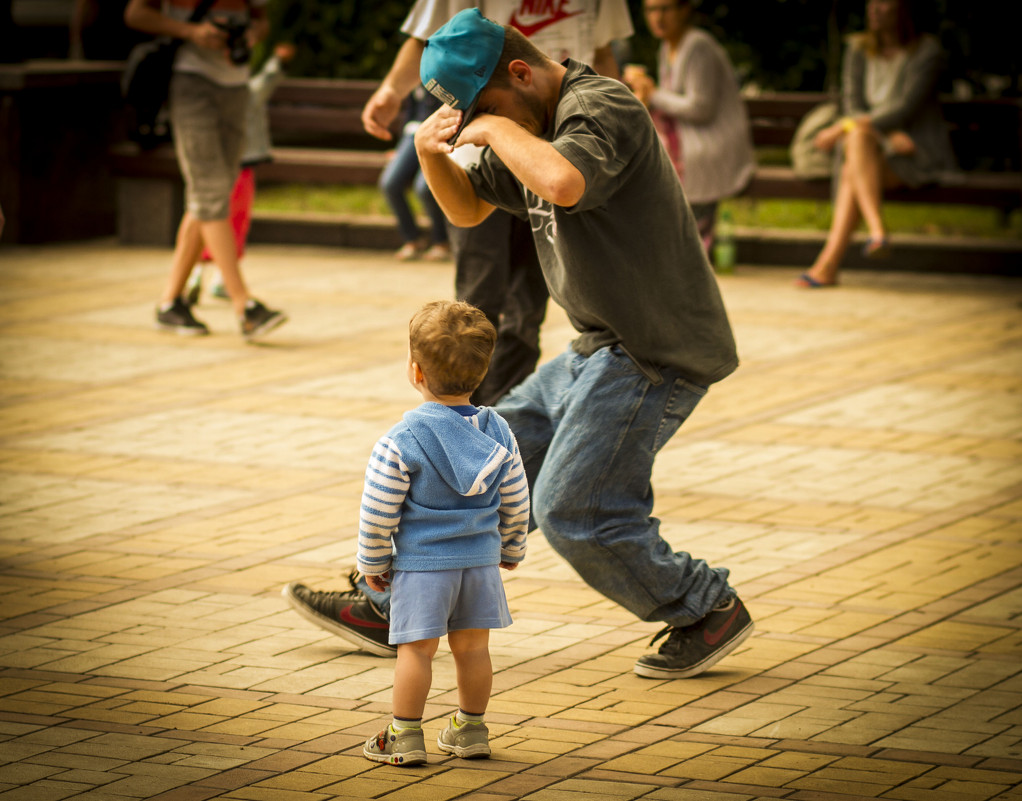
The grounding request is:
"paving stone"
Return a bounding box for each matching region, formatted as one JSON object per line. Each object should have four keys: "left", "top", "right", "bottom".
{"left": 0, "top": 248, "right": 1020, "bottom": 800}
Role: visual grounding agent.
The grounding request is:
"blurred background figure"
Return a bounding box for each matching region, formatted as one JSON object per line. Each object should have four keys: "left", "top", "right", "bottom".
{"left": 796, "top": 0, "right": 957, "bottom": 288}
{"left": 380, "top": 86, "right": 451, "bottom": 262}
{"left": 187, "top": 42, "right": 296, "bottom": 304}
{"left": 124, "top": 0, "right": 287, "bottom": 340}
{"left": 626, "top": 0, "right": 754, "bottom": 258}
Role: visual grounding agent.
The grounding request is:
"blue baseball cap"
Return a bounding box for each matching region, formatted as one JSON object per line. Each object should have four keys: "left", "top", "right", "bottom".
{"left": 420, "top": 8, "right": 506, "bottom": 145}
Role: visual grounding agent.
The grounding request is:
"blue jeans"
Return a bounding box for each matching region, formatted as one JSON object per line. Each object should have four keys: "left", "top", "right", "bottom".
{"left": 361, "top": 346, "right": 732, "bottom": 628}
{"left": 379, "top": 132, "right": 447, "bottom": 245}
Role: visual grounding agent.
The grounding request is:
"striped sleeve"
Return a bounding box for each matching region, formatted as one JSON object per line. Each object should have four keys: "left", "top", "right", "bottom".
{"left": 355, "top": 436, "right": 409, "bottom": 576}
{"left": 497, "top": 436, "right": 530, "bottom": 563}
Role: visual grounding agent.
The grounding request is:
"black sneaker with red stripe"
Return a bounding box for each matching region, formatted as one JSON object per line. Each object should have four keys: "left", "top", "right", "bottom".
{"left": 633, "top": 594, "right": 753, "bottom": 679}
{"left": 283, "top": 579, "right": 394, "bottom": 657}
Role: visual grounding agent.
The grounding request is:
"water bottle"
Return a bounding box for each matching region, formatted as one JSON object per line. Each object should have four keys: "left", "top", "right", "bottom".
{"left": 713, "top": 210, "right": 736, "bottom": 275}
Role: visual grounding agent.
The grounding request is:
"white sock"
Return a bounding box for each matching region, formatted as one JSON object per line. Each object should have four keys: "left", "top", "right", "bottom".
{"left": 455, "top": 710, "right": 484, "bottom": 726}
{"left": 391, "top": 717, "right": 421, "bottom": 731}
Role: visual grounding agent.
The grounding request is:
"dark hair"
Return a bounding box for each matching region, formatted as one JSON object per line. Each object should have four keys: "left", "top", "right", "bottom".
{"left": 409, "top": 300, "right": 496, "bottom": 396}
{"left": 855, "top": 0, "right": 920, "bottom": 54}
{"left": 486, "top": 24, "right": 550, "bottom": 90}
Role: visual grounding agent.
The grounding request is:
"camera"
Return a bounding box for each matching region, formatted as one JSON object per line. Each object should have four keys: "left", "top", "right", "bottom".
{"left": 213, "top": 20, "right": 251, "bottom": 65}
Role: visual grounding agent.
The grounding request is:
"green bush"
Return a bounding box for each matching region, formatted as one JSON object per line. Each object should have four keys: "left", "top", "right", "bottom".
{"left": 259, "top": 0, "right": 1018, "bottom": 94}
{"left": 261, "top": 0, "right": 414, "bottom": 79}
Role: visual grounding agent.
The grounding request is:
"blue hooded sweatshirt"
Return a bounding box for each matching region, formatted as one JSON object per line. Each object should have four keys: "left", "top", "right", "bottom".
{"left": 356, "top": 402, "right": 529, "bottom": 575}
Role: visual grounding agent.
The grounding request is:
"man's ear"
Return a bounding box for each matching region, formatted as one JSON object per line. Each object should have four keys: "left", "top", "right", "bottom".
{"left": 508, "top": 59, "right": 532, "bottom": 86}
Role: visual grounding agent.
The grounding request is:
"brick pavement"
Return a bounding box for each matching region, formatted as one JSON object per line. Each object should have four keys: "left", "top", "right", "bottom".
{"left": 0, "top": 240, "right": 1020, "bottom": 801}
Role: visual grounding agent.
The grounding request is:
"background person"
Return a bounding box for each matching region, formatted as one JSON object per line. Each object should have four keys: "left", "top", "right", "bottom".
{"left": 380, "top": 87, "right": 451, "bottom": 262}
{"left": 186, "top": 42, "right": 295, "bottom": 304}
{"left": 124, "top": 0, "right": 287, "bottom": 339}
{"left": 626, "top": 0, "right": 754, "bottom": 256}
{"left": 797, "top": 0, "right": 957, "bottom": 288}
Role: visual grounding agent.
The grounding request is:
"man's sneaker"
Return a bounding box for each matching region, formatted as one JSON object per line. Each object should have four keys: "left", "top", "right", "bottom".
{"left": 211, "top": 280, "right": 229, "bottom": 300}
{"left": 437, "top": 716, "right": 490, "bottom": 759}
{"left": 240, "top": 299, "right": 287, "bottom": 340}
{"left": 156, "top": 298, "right": 209, "bottom": 336}
{"left": 282, "top": 580, "right": 395, "bottom": 657}
{"left": 633, "top": 595, "right": 754, "bottom": 679}
{"left": 363, "top": 725, "right": 427, "bottom": 766}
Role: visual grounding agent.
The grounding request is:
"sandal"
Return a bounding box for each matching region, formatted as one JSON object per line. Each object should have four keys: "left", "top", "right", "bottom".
{"left": 863, "top": 237, "right": 891, "bottom": 259}
{"left": 795, "top": 272, "right": 838, "bottom": 288}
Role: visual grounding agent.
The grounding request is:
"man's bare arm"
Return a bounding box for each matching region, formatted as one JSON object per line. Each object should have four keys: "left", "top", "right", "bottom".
{"left": 592, "top": 43, "right": 621, "bottom": 80}
{"left": 466, "top": 115, "right": 586, "bottom": 208}
{"left": 362, "top": 37, "right": 426, "bottom": 141}
{"left": 414, "top": 107, "right": 495, "bottom": 227}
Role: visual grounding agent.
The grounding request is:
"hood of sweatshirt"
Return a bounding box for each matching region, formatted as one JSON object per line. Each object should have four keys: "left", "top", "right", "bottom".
{"left": 401, "top": 403, "right": 513, "bottom": 497}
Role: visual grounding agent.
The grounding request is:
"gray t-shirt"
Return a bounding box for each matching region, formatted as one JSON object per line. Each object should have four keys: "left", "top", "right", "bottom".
{"left": 467, "top": 60, "right": 738, "bottom": 387}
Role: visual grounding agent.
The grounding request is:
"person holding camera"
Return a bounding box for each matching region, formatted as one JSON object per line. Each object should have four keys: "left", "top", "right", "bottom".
{"left": 124, "top": 0, "right": 288, "bottom": 340}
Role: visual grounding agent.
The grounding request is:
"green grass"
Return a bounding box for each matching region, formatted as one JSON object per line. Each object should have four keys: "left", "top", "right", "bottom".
{"left": 722, "top": 198, "right": 1021, "bottom": 238}
{"left": 254, "top": 184, "right": 393, "bottom": 216}
{"left": 254, "top": 183, "right": 1022, "bottom": 239}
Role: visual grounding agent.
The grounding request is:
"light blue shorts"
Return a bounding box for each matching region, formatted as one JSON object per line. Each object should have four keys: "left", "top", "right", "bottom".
{"left": 388, "top": 565, "right": 512, "bottom": 645}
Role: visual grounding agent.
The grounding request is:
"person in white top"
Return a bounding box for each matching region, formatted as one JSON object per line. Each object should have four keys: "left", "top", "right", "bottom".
{"left": 361, "top": 0, "right": 633, "bottom": 407}
{"left": 124, "top": 0, "right": 288, "bottom": 340}
{"left": 626, "top": 0, "right": 754, "bottom": 257}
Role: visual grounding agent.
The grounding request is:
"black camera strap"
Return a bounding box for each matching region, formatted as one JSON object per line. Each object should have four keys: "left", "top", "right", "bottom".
{"left": 187, "top": 0, "right": 219, "bottom": 25}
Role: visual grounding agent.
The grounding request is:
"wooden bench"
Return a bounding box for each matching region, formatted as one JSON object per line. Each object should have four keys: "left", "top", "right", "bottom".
{"left": 111, "top": 79, "right": 1022, "bottom": 247}
{"left": 1, "top": 60, "right": 127, "bottom": 244}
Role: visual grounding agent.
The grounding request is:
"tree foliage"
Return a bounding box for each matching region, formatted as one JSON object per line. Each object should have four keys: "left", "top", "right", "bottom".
{"left": 262, "top": 0, "right": 1016, "bottom": 96}
{"left": 625, "top": 0, "right": 1017, "bottom": 94}
{"left": 261, "top": 0, "right": 415, "bottom": 79}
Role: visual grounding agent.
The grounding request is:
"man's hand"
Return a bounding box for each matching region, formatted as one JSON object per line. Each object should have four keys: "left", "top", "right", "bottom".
{"left": 362, "top": 85, "right": 403, "bottom": 141}
{"left": 361, "top": 38, "right": 427, "bottom": 141}
{"left": 365, "top": 573, "right": 391, "bottom": 592}
{"left": 414, "top": 105, "right": 462, "bottom": 155}
{"left": 500, "top": 561, "right": 518, "bottom": 571}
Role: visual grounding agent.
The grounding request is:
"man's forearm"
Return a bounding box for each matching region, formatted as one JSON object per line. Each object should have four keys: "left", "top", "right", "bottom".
{"left": 417, "top": 152, "right": 493, "bottom": 228}
{"left": 481, "top": 118, "right": 585, "bottom": 208}
{"left": 383, "top": 37, "right": 427, "bottom": 100}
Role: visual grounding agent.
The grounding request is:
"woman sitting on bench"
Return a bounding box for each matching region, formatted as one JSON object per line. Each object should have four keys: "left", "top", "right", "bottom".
{"left": 797, "top": 0, "right": 956, "bottom": 288}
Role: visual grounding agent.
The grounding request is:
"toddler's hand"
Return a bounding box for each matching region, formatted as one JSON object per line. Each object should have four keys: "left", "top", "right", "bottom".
{"left": 366, "top": 573, "right": 390, "bottom": 592}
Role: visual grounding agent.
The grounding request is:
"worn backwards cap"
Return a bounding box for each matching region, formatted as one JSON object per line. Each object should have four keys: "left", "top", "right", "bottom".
{"left": 420, "top": 8, "right": 505, "bottom": 145}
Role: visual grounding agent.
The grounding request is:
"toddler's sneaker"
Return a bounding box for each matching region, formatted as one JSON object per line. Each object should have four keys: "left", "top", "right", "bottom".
{"left": 363, "top": 725, "right": 426, "bottom": 766}
{"left": 437, "top": 716, "right": 490, "bottom": 759}
{"left": 240, "top": 299, "right": 287, "bottom": 341}
{"left": 156, "top": 298, "right": 209, "bottom": 336}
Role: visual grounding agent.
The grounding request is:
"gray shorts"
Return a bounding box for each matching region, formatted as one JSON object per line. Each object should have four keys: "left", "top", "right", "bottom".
{"left": 169, "top": 72, "right": 248, "bottom": 221}
{"left": 388, "top": 565, "right": 512, "bottom": 645}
